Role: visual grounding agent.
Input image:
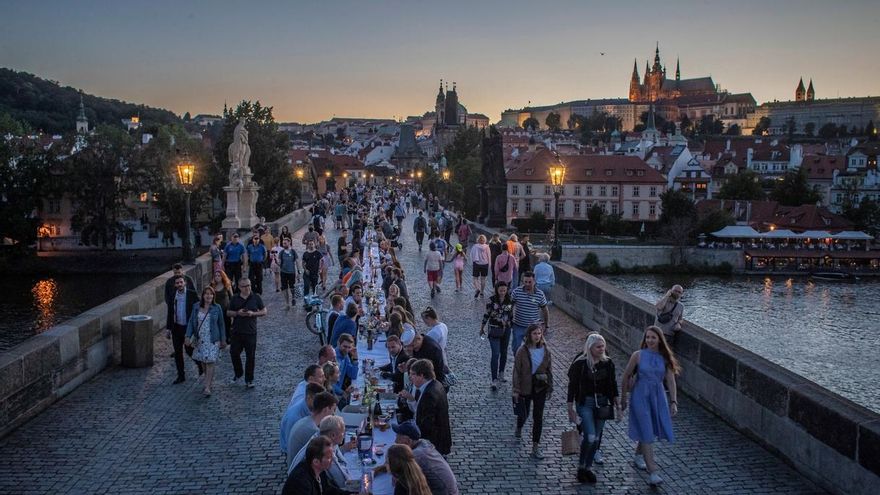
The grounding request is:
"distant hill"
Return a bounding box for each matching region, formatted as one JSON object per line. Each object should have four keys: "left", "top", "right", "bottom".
{"left": 0, "top": 68, "right": 180, "bottom": 134}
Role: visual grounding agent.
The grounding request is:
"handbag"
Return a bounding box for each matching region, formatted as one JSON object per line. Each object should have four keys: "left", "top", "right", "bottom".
{"left": 591, "top": 364, "right": 615, "bottom": 421}
{"left": 190, "top": 309, "right": 210, "bottom": 348}
{"left": 561, "top": 429, "right": 580, "bottom": 456}
{"left": 657, "top": 302, "right": 679, "bottom": 324}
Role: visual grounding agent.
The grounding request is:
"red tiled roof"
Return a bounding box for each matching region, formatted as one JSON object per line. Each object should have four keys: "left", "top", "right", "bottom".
{"left": 801, "top": 155, "right": 846, "bottom": 180}
{"left": 505, "top": 149, "right": 665, "bottom": 184}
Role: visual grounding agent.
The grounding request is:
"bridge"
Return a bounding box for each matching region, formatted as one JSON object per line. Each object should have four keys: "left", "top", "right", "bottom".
{"left": 0, "top": 208, "right": 871, "bottom": 494}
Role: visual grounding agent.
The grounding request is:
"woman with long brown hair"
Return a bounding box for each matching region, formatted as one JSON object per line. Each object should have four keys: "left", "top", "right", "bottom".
{"left": 185, "top": 287, "right": 226, "bottom": 397}
{"left": 512, "top": 323, "right": 553, "bottom": 459}
{"left": 387, "top": 444, "right": 431, "bottom": 495}
{"left": 211, "top": 270, "right": 233, "bottom": 345}
{"left": 620, "top": 325, "right": 680, "bottom": 486}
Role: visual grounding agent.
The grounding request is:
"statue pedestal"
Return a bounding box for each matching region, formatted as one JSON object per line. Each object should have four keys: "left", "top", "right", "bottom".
{"left": 484, "top": 184, "right": 508, "bottom": 228}
{"left": 222, "top": 181, "right": 260, "bottom": 230}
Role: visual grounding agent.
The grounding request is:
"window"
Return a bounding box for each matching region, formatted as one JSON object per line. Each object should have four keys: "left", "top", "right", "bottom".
{"left": 574, "top": 185, "right": 581, "bottom": 196}
{"left": 525, "top": 202, "right": 532, "bottom": 213}
{"left": 586, "top": 186, "right": 593, "bottom": 196}
{"left": 626, "top": 170, "right": 634, "bottom": 177}
{"left": 599, "top": 202, "right": 607, "bottom": 213}
{"left": 835, "top": 194, "right": 842, "bottom": 204}
{"left": 574, "top": 202, "right": 581, "bottom": 215}
{"left": 637, "top": 170, "right": 645, "bottom": 177}
{"left": 611, "top": 203, "right": 618, "bottom": 215}
{"left": 544, "top": 185, "right": 552, "bottom": 196}
{"left": 511, "top": 202, "right": 519, "bottom": 215}
{"left": 525, "top": 185, "right": 532, "bottom": 195}
{"left": 649, "top": 203, "right": 657, "bottom": 216}
{"left": 605, "top": 169, "right": 613, "bottom": 176}
{"left": 599, "top": 186, "right": 606, "bottom": 197}
{"left": 585, "top": 169, "right": 594, "bottom": 176}
{"left": 632, "top": 202, "right": 640, "bottom": 217}
{"left": 633, "top": 186, "right": 640, "bottom": 197}
{"left": 47, "top": 199, "right": 61, "bottom": 214}
{"left": 650, "top": 186, "right": 657, "bottom": 197}
{"left": 544, "top": 201, "right": 551, "bottom": 215}
{"left": 611, "top": 186, "right": 618, "bottom": 196}
{"left": 511, "top": 185, "right": 519, "bottom": 195}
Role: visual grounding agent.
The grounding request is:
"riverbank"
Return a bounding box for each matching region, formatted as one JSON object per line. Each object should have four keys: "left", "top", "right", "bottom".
{"left": 0, "top": 248, "right": 194, "bottom": 275}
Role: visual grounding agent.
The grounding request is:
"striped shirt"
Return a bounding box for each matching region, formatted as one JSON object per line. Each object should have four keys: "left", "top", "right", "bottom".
{"left": 510, "top": 286, "right": 547, "bottom": 327}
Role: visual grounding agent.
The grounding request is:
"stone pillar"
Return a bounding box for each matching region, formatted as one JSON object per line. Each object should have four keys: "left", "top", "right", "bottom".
{"left": 478, "top": 183, "right": 488, "bottom": 224}
{"left": 238, "top": 183, "right": 261, "bottom": 229}
{"left": 484, "top": 184, "right": 507, "bottom": 228}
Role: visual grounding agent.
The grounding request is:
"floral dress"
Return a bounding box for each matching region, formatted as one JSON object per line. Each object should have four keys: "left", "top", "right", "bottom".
{"left": 192, "top": 309, "right": 220, "bottom": 364}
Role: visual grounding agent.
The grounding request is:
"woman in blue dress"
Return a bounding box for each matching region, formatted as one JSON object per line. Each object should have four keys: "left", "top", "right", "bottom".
{"left": 620, "top": 325, "right": 680, "bottom": 486}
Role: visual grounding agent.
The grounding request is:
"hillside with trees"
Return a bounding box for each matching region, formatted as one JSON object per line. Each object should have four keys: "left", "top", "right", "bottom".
{"left": 0, "top": 68, "right": 180, "bottom": 134}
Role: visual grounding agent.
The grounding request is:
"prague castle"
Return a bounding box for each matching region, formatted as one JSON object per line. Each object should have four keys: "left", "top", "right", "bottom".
{"left": 628, "top": 43, "right": 718, "bottom": 102}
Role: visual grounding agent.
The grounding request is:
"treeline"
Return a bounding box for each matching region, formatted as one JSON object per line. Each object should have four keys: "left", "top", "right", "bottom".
{"left": 0, "top": 68, "right": 180, "bottom": 134}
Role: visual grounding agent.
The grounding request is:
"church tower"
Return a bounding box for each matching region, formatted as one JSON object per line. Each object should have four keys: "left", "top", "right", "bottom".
{"left": 795, "top": 78, "right": 806, "bottom": 102}
{"left": 435, "top": 80, "right": 446, "bottom": 127}
{"left": 806, "top": 79, "right": 815, "bottom": 101}
{"left": 75, "top": 94, "right": 89, "bottom": 134}
{"left": 629, "top": 59, "right": 641, "bottom": 102}
{"left": 675, "top": 57, "right": 680, "bottom": 81}
{"left": 444, "top": 82, "right": 459, "bottom": 126}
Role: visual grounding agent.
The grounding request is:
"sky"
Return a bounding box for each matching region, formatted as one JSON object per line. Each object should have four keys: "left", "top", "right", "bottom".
{"left": 2, "top": 0, "right": 879, "bottom": 124}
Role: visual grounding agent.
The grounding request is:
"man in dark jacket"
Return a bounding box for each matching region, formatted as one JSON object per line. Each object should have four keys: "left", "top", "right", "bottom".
{"left": 378, "top": 335, "right": 410, "bottom": 393}
{"left": 166, "top": 275, "right": 200, "bottom": 383}
{"left": 409, "top": 359, "right": 452, "bottom": 455}
{"left": 401, "top": 331, "right": 446, "bottom": 386}
{"left": 282, "top": 435, "right": 345, "bottom": 495}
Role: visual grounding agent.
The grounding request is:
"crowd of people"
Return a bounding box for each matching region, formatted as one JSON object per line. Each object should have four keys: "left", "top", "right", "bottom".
{"left": 165, "top": 182, "right": 687, "bottom": 492}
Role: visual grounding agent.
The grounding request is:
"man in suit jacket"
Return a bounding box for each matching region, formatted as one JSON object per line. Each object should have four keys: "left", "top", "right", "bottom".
{"left": 401, "top": 331, "right": 446, "bottom": 387}
{"left": 378, "top": 335, "right": 410, "bottom": 393}
{"left": 166, "top": 275, "right": 200, "bottom": 383}
{"left": 409, "top": 359, "right": 452, "bottom": 455}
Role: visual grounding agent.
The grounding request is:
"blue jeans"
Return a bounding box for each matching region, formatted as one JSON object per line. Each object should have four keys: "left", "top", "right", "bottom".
{"left": 537, "top": 283, "right": 553, "bottom": 297}
{"left": 488, "top": 327, "right": 511, "bottom": 380}
{"left": 510, "top": 323, "right": 528, "bottom": 357}
{"left": 576, "top": 397, "right": 606, "bottom": 469}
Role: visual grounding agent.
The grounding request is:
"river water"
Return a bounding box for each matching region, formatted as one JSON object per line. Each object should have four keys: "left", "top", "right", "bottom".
{"left": 0, "top": 274, "right": 157, "bottom": 351}
{"left": 600, "top": 274, "right": 880, "bottom": 413}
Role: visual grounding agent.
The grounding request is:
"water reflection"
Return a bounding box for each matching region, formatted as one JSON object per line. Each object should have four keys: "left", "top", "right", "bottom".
{"left": 32, "top": 279, "right": 58, "bottom": 331}
{"left": 602, "top": 274, "right": 880, "bottom": 413}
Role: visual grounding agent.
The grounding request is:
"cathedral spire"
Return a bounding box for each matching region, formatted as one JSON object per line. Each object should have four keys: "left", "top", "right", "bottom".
{"left": 806, "top": 79, "right": 815, "bottom": 101}
{"left": 653, "top": 42, "right": 661, "bottom": 71}
{"left": 646, "top": 104, "right": 657, "bottom": 131}
{"left": 644, "top": 59, "right": 650, "bottom": 83}
{"left": 675, "top": 57, "right": 680, "bottom": 81}
{"left": 631, "top": 59, "right": 639, "bottom": 80}
{"left": 796, "top": 77, "right": 806, "bottom": 101}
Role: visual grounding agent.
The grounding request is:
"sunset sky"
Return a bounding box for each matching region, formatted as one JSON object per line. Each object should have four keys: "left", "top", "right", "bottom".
{"left": 2, "top": 0, "right": 878, "bottom": 123}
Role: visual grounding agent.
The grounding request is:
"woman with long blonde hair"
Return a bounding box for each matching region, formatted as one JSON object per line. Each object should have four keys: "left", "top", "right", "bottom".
{"left": 620, "top": 326, "right": 681, "bottom": 487}
{"left": 654, "top": 285, "right": 684, "bottom": 340}
{"left": 387, "top": 444, "right": 431, "bottom": 495}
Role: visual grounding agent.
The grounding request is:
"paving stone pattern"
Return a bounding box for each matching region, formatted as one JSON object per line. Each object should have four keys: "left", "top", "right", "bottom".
{"left": 0, "top": 212, "right": 826, "bottom": 494}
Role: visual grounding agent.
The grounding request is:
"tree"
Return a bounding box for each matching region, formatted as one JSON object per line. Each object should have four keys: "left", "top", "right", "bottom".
{"left": 638, "top": 111, "right": 667, "bottom": 133}
{"left": 522, "top": 117, "right": 539, "bottom": 131}
{"left": 696, "top": 208, "right": 734, "bottom": 235}
{"left": 837, "top": 124, "right": 849, "bottom": 137}
{"left": 679, "top": 115, "right": 693, "bottom": 136}
{"left": 696, "top": 115, "right": 725, "bottom": 136}
{"left": 842, "top": 197, "right": 880, "bottom": 236}
{"left": 600, "top": 213, "right": 626, "bottom": 236}
{"left": 717, "top": 170, "right": 766, "bottom": 200}
{"left": 213, "top": 101, "right": 297, "bottom": 220}
{"left": 586, "top": 204, "right": 603, "bottom": 235}
{"left": 663, "top": 216, "right": 696, "bottom": 264}
{"left": 752, "top": 116, "right": 771, "bottom": 135}
{"left": 444, "top": 126, "right": 483, "bottom": 219}
{"left": 545, "top": 112, "right": 561, "bottom": 132}
{"left": 659, "top": 189, "right": 696, "bottom": 224}
{"left": 818, "top": 122, "right": 838, "bottom": 139}
{"left": 725, "top": 124, "right": 741, "bottom": 136}
{"left": 866, "top": 120, "right": 877, "bottom": 141}
{"left": 784, "top": 116, "right": 797, "bottom": 139}
{"left": 64, "top": 125, "right": 135, "bottom": 249}
{"left": 770, "top": 169, "right": 821, "bottom": 206}
{"left": 0, "top": 137, "right": 50, "bottom": 248}
{"left": 804, "top": 122, "right": 815, "bottom": 137}
{"left": 568, "top": 114, "right": 585, "bottom": 130}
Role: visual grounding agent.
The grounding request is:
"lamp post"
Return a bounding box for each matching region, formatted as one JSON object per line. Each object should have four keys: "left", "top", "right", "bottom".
{"left": 176, "top": 152, "right": 196, "bottom": 263}
{"left": 549, "top": 153, "right": 566, "bottom": 261}
{"left": 441, "top": 169, "right": 451, "bottom": 204}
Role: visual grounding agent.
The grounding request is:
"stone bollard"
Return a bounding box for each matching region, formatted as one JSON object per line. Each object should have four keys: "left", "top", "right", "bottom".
{"left": 121, "top": 315, "right": 153, "bottom": 368}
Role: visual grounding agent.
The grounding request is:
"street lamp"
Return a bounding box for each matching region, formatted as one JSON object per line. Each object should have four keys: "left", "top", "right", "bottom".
{"left": 176, "top": 152, "right": 196, "bottom": 263}
{"left": 549, "top": 153, "right": 566, "bottom": 261}
{"left": 441, "top": 169, "right": 451, "bottom": 203}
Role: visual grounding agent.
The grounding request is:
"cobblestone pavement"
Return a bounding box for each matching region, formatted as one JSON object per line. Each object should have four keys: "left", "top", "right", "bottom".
{"left": 0, "top": 211, "right": 826, "bottom": 494}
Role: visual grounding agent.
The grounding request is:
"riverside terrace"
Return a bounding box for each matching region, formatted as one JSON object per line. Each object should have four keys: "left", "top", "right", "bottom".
{"left": 0, "top": 213, "right": 832, "bottom": 494}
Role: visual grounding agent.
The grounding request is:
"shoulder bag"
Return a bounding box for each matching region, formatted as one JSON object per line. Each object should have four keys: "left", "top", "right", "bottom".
{"left": 656, "top": 302, "right": 679, "bottom": 324}
{"left": 592, "top": 364, "right": 614, "bottom": 421}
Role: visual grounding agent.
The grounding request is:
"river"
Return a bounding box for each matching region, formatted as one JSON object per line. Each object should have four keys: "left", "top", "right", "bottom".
{"left": 0, "top": 273, "right": 158, "bottom": 351}
{"left": 601, "top": 274, "right": 880, "bottom": 413}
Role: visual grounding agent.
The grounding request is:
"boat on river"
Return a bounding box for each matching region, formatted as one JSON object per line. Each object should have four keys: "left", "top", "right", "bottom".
{"left": 810, "top": 271, "right": 859, "bottom": 281}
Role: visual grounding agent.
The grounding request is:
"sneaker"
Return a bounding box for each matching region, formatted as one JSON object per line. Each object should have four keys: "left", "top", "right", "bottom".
{"left": 648, "top": 472, "right": 663, "bottom": 486}
{"left": 531, "top": 444, "right": 544, "bottom": 459}
{"left": 229, "top": 375, "right": 241, "bottom": 385}
{"left": 474, "top": 290, "right": 480, "bottom": 299}
{"left": 634, "top": 454, "right": 647, "bottom": 471}
{"left": 579, "top": 469, "right": 596, "bottom": 483}
{"left": 436, "top": 286, "right": 441, "bottom": 293}
{"left": 515, "top": 426, "right": 522, "bottom": 438}
{"left": 593, "top": 450, "right": 604, "bottom": 465}
{"left": 430, "top": 288, "right": 436, "bottom": 298}
{"left": 172, "top": 377, "right": 185, "bottom": 385}
{"left": 490, "top": 380, "right": 497, "bottom": 391}
{"left": 500, "top": 376, "right": 508, "bottom": 383}
{"left": 246, "top": 382, "right": 255, "bottom": 389}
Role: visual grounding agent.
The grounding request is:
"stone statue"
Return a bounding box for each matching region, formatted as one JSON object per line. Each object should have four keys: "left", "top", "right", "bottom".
{"left": 479, "top": 125, "right": 507, "bottom": 228}
{"left": 228, "top": 118, "right": 252, "bottom": 183}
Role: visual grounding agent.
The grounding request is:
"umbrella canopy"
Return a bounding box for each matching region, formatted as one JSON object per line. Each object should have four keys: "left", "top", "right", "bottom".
{"left": 710, "top": 225, "right": 761, "bottom": 238}
{"left": 831, "top": 231, "right": 874, "bottom": 240}
{"left": 799, "top": 230, "right": 832, "bottom": 239}
{"left": 762, "top": 229, "right": 799, "bottom": 239}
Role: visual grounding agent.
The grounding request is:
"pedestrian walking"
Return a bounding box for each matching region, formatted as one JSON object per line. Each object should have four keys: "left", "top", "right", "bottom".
{"left": 210, "top": 270, "right": 233, "bottom": 344}
{"left": 278, "top": 238, "right": 300, "bottom": 310}
{"left": 512, "top": 324, "right": 553, "bottom": 459}
{"left": 317, "top": 234, "right": 333, "bottom": 290}
{"left": 655, "top": 285, "right": 685, "bottom": 342}
{"left": 246, "top": 233, "right": 267, "bottom": 294}
{"left": 448, "top": 243, "right": 466, "bottom": 292}
{"left": 479, "top": 281, "right": 513, "bottom": 390}
{"left": 456, "top": 219, "right": 472, "bottom": 248}
{"left": 185, "top": 287, "right": 226, "bottom": 397}
{"left": 166, "top": 274, "right": 200, "bottom": 384}
{"left": 621, "top": 325, "right": 680, "bottom": 486}
{"left": 302, "top": 240, "right": 322, "bottom": 304}
{"left": 509, "top": 271, "right": 549, "bottom": 357}
{"left": 424, "top": 241, "right": 444, "bottom": 298}
{"left": 223, "top": 233, "right": 245, "bottom": 290}
{"left": 413, "top": 211, "right": 428, "bottom": 251}
{"left": 533, "top": 253, "right": 556, "bottom": 302}
{"left": 488, "top": 233, "right": 504, "bottom": 285}
{"left": 469, "top": 235, "right": 491, "bottom": 298}
{"left": 567, "top": 333, "right": 620, "bottom": 483}
{"left": 493, "top": 244, "right": 517, "bottom": 288}
{"left": 209, "top": 234, "right": 224, "bottom": 274}
{"left": 227, "top": 278, "right": 267, "bottom": 388}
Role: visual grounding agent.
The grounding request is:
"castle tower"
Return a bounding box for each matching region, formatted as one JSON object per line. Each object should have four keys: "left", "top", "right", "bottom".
{"left": 444, "top": 82, "right": 459, "bottom": 126}
{"left": 644, "top": 60, "right": 650, "bottom": 85}
{"left": 652, "top": 42, "right": 662, "bottom": 72}
{"left": 435, "top": 79, "right": 445, "bottom": 126}
{"left": 806, "top": 79, "right": 815, "bottom": 101}
{"left": 629, "top": 59, "right": 641, "bottom": 102}
{"left": 75, "top": 94, "right": 89, "bottom": 134}
{"left": 675, "top": 57, "right": 680, "bottom": 81}
{"left": 795, "top": 78, "right": 806, "bottom": 102}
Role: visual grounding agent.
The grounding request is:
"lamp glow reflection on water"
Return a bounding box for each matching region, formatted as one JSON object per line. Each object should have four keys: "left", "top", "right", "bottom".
{"left": 32, "top": 278, "right": 57, "bottom": 331}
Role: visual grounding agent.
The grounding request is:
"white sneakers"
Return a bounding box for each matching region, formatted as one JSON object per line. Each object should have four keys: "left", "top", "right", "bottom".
{"left": 593, "top": 450, "right": 604, "bottom": 465}
{"left": 634, "top": 454, "right": 647, "bottom": 470}
{"left": 648, "top": 472, "right": 663, "bottom": 485}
